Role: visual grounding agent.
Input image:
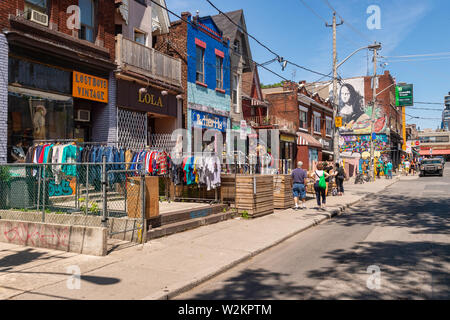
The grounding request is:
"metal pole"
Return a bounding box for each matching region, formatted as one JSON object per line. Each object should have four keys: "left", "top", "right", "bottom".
{"left": 369, "top": 43, "right": 378, "bottom": 182}
{"left": 36, "top": 166, "right": 41, "bottom": 211}
{"left": 140, "top": 158, "right": 146, "bottom": 244}
{"left": 101, "top": 155, "right": 108, "bottom": 228}
{"left": 86, "top": 163, "right": 89, "bottom": 215}
{"left": 42, "top": 165, "right": 46, "bottom": 223}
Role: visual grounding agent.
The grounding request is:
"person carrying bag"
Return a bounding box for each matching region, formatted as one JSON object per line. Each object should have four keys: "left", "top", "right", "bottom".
{"left": 310, "top": 162, "right": 330, "bottom": 210}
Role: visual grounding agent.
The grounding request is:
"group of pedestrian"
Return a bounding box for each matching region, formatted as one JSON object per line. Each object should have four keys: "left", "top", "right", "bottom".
{"left": 376, "top": 159, "right": 393, "bottom": 179}
{"left": 402, "top": 159, "right": 417, "bottom": 176}
{"left": 291, "top": 161, "right": 346, "bottom": 211}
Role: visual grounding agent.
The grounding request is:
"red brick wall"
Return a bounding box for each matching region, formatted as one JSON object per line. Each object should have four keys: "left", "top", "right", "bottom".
{"left": 154, "top": 16, "right": 188, "bottom": 128}
{"left": 296, "top": 145, "right": 309, "bottom": 170}
{"left": 1, "top": 0, "right": 115, "bottom": 60}
{"left": 264, "top": 90, "right": 299, "bottom": 128}
{"left": 364, "top": 70, "right": 402, "bottom": 135}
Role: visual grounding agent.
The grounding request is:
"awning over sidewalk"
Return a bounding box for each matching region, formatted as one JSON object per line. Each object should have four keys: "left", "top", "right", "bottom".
{"left": 297, "top": 132, "right": 322, "bottom": 148}
{"left": 419, "top": 149, "right": 450, "bottom": 156}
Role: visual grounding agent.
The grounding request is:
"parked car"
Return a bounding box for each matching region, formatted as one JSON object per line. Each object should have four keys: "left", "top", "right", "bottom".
{"left": 419, "top": 158, "right": 444, "bottom": 177}
{"left": 435, "top": 156, "right": 445, "bottom": 167}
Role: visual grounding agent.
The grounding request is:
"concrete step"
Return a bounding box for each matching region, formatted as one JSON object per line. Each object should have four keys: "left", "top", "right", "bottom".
{"left": 148, "top": 203, "right": 228, "bottom": 228}
{"left": 146, "top": 211, "right": 236, "bottom": 240}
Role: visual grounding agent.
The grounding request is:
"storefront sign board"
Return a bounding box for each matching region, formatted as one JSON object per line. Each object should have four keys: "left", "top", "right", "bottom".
{"left": 72, "top": 71, "right": 108, "bottom": 103}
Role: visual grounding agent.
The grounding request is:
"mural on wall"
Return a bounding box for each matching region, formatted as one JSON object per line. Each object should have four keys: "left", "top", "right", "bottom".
{"left": 329, "top": 78, "right": 388, "bottom": 134}
{"left": 339, "top": 134, "right": 388, "bottom": 155}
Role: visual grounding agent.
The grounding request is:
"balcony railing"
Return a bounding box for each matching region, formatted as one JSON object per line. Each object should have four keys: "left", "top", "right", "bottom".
{"left": 245, "top": 115, "right": 296, "bottom": 133}
{"left": 115, "top": 34, "right": 182, "bottom": 87}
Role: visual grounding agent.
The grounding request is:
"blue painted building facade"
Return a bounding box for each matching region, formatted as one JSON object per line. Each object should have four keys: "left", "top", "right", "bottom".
{"left": 186, "top": 15, "right": 231, "bottom": 152}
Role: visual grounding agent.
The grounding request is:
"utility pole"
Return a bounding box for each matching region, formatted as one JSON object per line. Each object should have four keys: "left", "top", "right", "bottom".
{"left": 369, "top": 42, "right": 380, "bottom": 182}
{"left": 326, "top": 13, "right": 343, "bottom": 164}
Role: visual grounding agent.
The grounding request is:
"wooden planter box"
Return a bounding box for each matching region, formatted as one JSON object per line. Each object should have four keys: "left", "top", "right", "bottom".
{"left": 235, "top": 175, "right": 274, "bottom": 218}
{"left": 220, "top": 174, "right": 236, "bottom": 203}
{"left": 273, "top": 174, "right": 294, "bottom": 209}
{"left": 126, "top": 176, "right": 159, "bottom": 219}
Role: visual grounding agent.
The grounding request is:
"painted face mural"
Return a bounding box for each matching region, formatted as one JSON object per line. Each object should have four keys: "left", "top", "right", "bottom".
{"left": 330, "top": 78, "right": 388, "bottom": 135}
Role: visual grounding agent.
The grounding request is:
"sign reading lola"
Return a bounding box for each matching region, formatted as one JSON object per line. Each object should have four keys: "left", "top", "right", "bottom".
{"left": 72, "top": 71, "right": 108, "bottom": 103}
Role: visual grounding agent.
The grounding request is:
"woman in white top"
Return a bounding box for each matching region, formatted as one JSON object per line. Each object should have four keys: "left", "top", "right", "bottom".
{"left": 309, "top": 162, "right": 331, "bottom": 209}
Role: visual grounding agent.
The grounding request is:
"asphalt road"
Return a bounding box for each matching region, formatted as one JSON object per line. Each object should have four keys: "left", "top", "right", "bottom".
{"left": 177, "top": 166, "right": 450, "bottom": 300}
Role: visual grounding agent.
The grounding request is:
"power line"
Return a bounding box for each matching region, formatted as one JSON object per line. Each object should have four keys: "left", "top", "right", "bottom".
{"left": 384, "top": 51, "right": 450, "bottom": 58}
{"left": 203, "top": 0, "right": 335, "bottom": 80}
{"left": 149, "top": 0, "right": 290, "bottom": 82}
{"left": 298, "top": 0, "right": 328, "bottom": 24}
{"left": 415, "top": 102, "right": 445, "bottom": 105}
{"left": 382, "top": 56, "right": 450, "bottom": 63}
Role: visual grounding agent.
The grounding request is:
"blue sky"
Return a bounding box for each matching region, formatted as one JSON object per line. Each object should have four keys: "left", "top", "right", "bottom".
{"left": 165, "top": 0, "right": 449, "bottom": 130}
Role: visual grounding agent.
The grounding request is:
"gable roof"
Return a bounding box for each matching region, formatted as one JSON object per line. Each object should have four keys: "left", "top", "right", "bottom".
{"left": 212, "top": 9, "right": 253, "bottom": 71}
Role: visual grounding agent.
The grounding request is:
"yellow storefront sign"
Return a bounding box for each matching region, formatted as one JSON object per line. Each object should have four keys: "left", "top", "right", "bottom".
{"left": 335, "top": 117, "right": 343, "bottom": 128}
{"left": 280, "top": 134, "right": 295, "bottom": 142}
{"left": 72, "top": 71, "right": 108, "bottom": 103}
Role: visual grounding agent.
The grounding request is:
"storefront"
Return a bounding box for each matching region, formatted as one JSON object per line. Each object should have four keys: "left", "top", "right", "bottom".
{"left": 187, "top": 104, "right": 230, "bottom": 154}
{"left": 319, "top": 137, "right": 334, "bottom": 162}
{"left": 280, "top": 133, "right": 296, "bottom": 173}
{"left": 188, "top": 108, "right": 229, "bottom": 153}
{"left": 6, "top": 54, "right": 110, "bottom": 162}
{"left": 296, "top": 132, "right": 322, "bottom": 171}
{"left": 116, "top": 80, "right": 179, "bottom": 149}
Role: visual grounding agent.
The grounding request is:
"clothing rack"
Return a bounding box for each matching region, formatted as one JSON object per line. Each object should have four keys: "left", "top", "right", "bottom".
{"left": 171, "top": 152, "right": 220, "bottom": 204}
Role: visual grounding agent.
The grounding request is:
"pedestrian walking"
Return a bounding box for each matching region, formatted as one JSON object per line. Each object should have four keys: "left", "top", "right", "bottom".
{"left": 309, "top": 163, "right": 331, "bottom": 210}
{"left": 387, "top": 160, "right": 393, "bottom": 179}
{"left": 335, "top": 162, "right": 346, "bottom": 196}
{"left": 291, "top": 161, "right": 308, "bottom": 210}
{"left": 376, "top": 161, "right": 382, "bottom": 179}
{"left": 403, "top": 159, "right": 410, "bottom": 176}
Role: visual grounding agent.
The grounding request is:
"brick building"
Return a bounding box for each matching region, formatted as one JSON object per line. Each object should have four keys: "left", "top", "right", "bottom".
{"left": 262, "top": 81, "right": 334, "bottom": 171}
{"left": 1, "top": 0, "right": 117, "bottom": 163}
{"left": 155, "top": 12, "right": 231, "bottom": 153}
{"left": 114, "top": 0, "right": 183, "bottom": 149}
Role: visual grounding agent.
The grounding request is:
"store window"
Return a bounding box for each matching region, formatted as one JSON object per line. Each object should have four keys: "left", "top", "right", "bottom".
{"left": 79, "top": 0, "right": 95, "bottom": 43}
{"left": 314, "top": 113, "right": 321, "bottom": 134}
{"left": 216, "top": 56, "right": 223, "bottom": 90}
{"left": 7, "top": 92, "right": 74, "bottom": 163}
{"left": 196, "top": 45, "right": 205, "bottom": 83}
{"left": 299, "top": 110, "right": 307, "bottom": 130}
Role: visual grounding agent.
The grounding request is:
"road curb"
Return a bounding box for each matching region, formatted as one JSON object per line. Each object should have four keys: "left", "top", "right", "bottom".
{"left": 149, "top": 177, "right": 400, "bottom": 300}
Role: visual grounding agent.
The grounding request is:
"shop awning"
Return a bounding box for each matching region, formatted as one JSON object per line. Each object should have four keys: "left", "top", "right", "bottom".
{"left": 297, "top": 132, "right": 322, "bottom": 148}
{"left": 419, "top": 149, "right": 450, "bottom": 156}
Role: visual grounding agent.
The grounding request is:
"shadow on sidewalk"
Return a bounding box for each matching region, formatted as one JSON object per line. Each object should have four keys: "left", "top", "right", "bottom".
{"left": 306, "top": 241, "right": 450, "bottom": 299}
{"left": 181, "top": 268, "right": 314, "bottom": 300}
{"left": 334, "top": 194, "right": 450, "bottom": 235}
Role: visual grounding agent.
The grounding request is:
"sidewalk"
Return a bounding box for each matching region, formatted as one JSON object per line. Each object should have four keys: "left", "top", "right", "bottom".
{"left": 0, "top": 175, "right": 403, "bottom": 300}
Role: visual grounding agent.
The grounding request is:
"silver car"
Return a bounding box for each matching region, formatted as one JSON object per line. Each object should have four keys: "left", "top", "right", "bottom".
{"left": 419, "top": 158, "right": 444, "bottom": 177}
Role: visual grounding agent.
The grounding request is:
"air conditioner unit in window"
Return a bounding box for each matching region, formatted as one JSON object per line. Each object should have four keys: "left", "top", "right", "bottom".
{"left": 75, "top": 110, "right": 90, "bottom": 122}
{"left": 28, "top": 9, "right": 49, "bottom": 26}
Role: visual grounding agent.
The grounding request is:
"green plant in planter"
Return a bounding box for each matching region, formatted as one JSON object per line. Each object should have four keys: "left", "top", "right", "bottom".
{"left": 241, "top": 210, "right": 250, "bottom": 219}
{"left": 89, "top": 201, "right": 100, "bottom": 215}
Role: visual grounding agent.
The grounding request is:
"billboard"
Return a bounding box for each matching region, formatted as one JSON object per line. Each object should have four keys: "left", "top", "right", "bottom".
{"left": 329, "top": 78, "right": 388, "bottom": 135}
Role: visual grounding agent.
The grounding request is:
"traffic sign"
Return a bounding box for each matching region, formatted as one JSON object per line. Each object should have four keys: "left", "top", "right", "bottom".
{"left": 335, "top": 117, "right": 343, "bottom": 128}
{"left": 396, "top": 84, "right": 414, "bottom": 106}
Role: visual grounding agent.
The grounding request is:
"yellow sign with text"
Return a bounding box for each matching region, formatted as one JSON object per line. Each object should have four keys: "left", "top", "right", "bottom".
{"left": 335, "top": 117, "right": 343, "bottom": 128}
{"left": 72, "top": 71, "right": 108, "bottom": 103}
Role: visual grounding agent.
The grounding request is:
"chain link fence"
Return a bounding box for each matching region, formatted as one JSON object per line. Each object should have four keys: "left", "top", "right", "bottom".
{"left": 0, "top": 160, "right": 146, "bottom": 244}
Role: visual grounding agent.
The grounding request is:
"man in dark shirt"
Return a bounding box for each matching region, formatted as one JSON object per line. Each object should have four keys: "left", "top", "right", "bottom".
{"left": 291, "top": 161, "right": 308, "bottom": 210}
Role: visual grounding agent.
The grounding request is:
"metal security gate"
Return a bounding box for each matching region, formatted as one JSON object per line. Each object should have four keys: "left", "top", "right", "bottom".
{"left": 117, "top": 108, "right": 147, "bottom": 150}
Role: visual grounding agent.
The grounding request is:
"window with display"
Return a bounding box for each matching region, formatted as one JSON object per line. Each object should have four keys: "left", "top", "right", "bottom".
{"left": 7, "top": 92, "right": 74, "bottom": 163}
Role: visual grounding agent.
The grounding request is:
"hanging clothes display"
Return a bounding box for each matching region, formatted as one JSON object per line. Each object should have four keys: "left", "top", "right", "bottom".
{"left": 170, "top": 155, "right": 222, "bottom": 190}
